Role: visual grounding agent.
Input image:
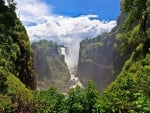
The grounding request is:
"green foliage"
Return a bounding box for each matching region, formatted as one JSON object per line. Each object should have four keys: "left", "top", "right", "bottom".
{"left": 0, "top": 95, "right": 12, "bottom": 113}
{"left": 0, "top": 1, "right": 36, "bottom": 111}
{"left": 33, "top": 87, "right": 67, "bottom": 113}
{"left": 121, "top": 0, "right": 147, "bottom": 31}
{"left": 67, "top": 86, "right": 86, "bottom": 113}
{"left": 0, "top": 68, "right": 8, "bottom": 94}
{"left": 85, "top": 81, "right": 100, "bottom": 113}
{"left": 0, "top": 0, "right": 150, "bottom": 112}
{"left": 116, "top": 25, "right": 145, "bottom": 55}
{"left": 0, "top": 73, "right": 34, "bottom": 112}
{"left": 6, "top": 74, "right": 33, "bottom": 104}
{"left": 12, "top": 27, "right": 36, "bottom": 89}
{"left": 67, "top": 82, "right": 100, "bottom": 113}
{"left": 0, "top": 0, "right": 36, "bottom": 90}
{"left": 101, "top": 51, "right": 150, "bottom": 113}
{"left": 7, "top": 0, "right": 17, "bottom": 11}
{"left": 102, "top": 1, "right": 150, "bottom": 111}
{"left": 116, "top": 0, "right": 150, "bottom": 55}
{"left": 33, "top": 81, "right": 100, "bottom": 113}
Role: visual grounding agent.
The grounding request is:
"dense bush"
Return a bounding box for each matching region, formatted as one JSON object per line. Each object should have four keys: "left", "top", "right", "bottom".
{"left": 33, "top": 81, "right": 100, "bottom": 113}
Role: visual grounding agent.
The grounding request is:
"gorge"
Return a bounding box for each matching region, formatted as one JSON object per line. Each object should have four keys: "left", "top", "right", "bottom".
{"left": 1, "top": 0, "right": 150, "bottom": 112}
{"left": 59, "top": 46, "right": 83, "bottom": 89}
{"left": 31, "top": 13, "right": 128, "bottom": 93}
{"left": 32, "top": 27, "right": 121, "bottom": 92}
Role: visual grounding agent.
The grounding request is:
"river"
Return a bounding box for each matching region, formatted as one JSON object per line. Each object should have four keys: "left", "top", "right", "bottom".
{"left": 59, "top": 47, "right": 83, "bottom": 89}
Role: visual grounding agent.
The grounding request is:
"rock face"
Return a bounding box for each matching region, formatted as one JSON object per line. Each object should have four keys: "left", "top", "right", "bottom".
{"left": 32, "top": 40, "right": 70, "bottom": 92}
{"left": 77, "top": 14, "right": 129, "bottom": 92}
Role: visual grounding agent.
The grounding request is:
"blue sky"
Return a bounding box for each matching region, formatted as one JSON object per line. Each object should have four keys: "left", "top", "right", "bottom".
{"left": 15, "top": 0, "right": 119, "bottom": 42}
{"left": 45, "top": 0, "right": 121, "bottom": 20}
{"left": 15, "top": 0, "right": 120, "bottom": 66}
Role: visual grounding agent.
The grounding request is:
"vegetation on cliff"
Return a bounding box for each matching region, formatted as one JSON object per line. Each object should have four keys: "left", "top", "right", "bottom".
{"left": 77, "top": 17, "right": 128, "bottom": 92}
{"left": 0, "top": 0, "right": 35, "bottom": 112}
{"left": 32, "top": 40, "right": 70, "bottom": 92}
{"left": 0, "top": 0, "right": 150, "bottom": 112}
{"left": 0, "top": 0, "right": 35, "bottom": 89}
{"left": 100, "top": 0, "right": 150, "bottom": 112}
{"left": 32, "top": 0, "right": 150, "bottom": 112}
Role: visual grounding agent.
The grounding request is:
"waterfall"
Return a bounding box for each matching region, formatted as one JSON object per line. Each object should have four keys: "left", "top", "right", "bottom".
{"left": 59, "top": 46, "right": 83, "bottom": 88}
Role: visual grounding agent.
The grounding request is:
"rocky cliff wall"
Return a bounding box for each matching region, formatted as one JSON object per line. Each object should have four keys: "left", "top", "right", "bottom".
{"left": 32, "top": 40, "right": 70, "bottom": 92}
{"left": 77, "top": 14, "right": 129, "bottom": 92}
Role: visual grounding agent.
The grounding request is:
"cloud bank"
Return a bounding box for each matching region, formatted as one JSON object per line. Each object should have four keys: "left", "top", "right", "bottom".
{"left": 15, "top": 0, "right": 116, "bottom": 44}
{"left": 15, "top": 0, "right": 51, "bottom": 25}
{"left": 15, "top": 0, "right": 116, "bottom": 69}
{"left": 26, "top": 15, "right": 116, "bottom": 44}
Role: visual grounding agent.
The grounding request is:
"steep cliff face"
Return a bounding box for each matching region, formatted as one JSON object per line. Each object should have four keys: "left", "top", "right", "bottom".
{"left": 77, "top": 14, "right": 129, "bottom": 92}
{"left": 32, "top": 40, "right": 70, "bottom": 92}
{"left": 0, "top": 0, "right": 36, "bottom": 90}
{"left": 0, "top": 1, "right": 35, "bottom": 110}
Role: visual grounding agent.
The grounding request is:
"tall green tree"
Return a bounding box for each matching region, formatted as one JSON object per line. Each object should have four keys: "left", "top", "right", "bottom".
{"left": 121, "top": 0, "right": 148, "bottom": 31}
{"left": 85, "top": 81, "right": 100, "bottom": 113}
{"left": 67, "top": 86, "right": 87, "bottom": 113}
{"left": 116, "top": 0, "right": 150, "bottom": 55}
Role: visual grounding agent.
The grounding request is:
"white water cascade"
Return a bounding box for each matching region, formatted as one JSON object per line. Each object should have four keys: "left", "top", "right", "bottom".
{"left": 59, "top": 46, "right": 83, "bottom": 89}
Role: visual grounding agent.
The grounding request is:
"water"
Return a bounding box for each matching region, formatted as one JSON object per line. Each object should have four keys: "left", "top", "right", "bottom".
{"left": 59, "top": 47, "right": 83, "bottom": 88}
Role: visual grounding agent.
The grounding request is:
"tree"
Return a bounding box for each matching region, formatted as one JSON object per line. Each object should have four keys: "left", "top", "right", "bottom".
{"left": 67, "top": 86, "right": 86, "bottom": 113}
{"left": 7, "top": 0, "right": 16, "bottom": 11}
{"left": 0, "top": 0, "right": 4, "bottom": 5}
{"left": 121, "top": 0, "right": 148, "bottom": 31}
{"left": 0, "top": 68, "right": 8, "bottom": 94}
{"left": 85, "top": 81, "right": 100, "bottom": 113}
{"left": 116, "top": 0, "right": 150, "bottom": 55}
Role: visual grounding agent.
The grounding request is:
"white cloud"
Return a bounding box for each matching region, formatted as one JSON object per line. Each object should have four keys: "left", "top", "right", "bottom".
{"left": 26, "top": 15, "right": 116, "bottom": 44}
{"left": 15, "top": 0, "right": 52, "bottom": 25}
{"left": 15, "top": 0, "right": 116, "bottom": 44}
{"left": 25, "top": 15, "right": 116, "bottom": 69}
{"left": 15, "top": 0, "right": 117, "bottom": 69}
